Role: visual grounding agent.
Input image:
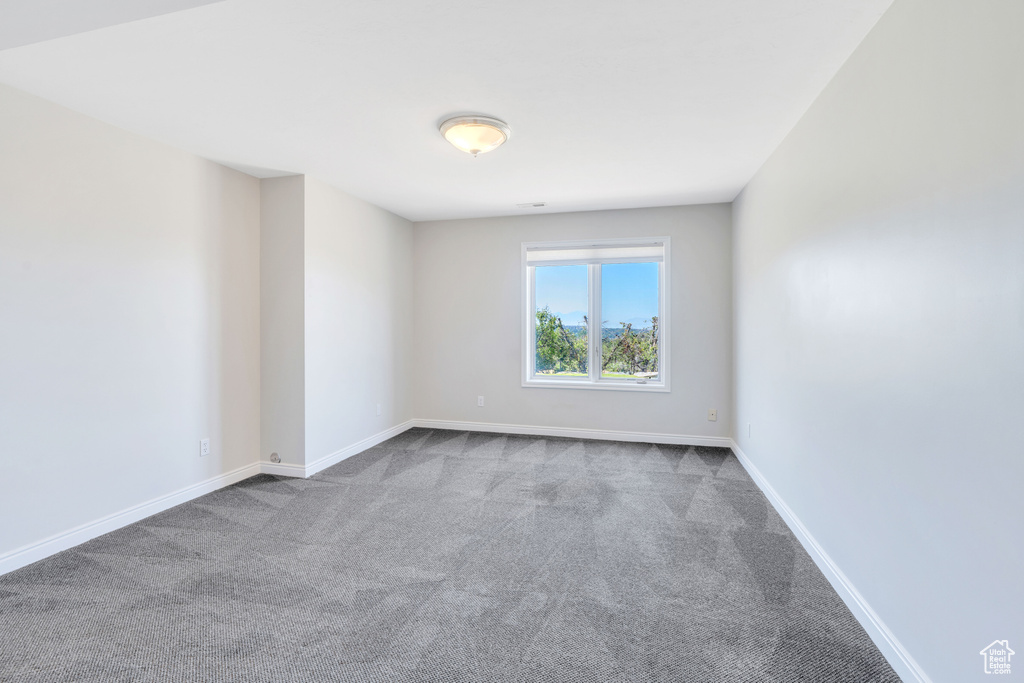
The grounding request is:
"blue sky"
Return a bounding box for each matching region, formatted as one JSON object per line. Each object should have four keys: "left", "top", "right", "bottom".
{"left": 535, "top": 262, "right": 658, "bottom": 329}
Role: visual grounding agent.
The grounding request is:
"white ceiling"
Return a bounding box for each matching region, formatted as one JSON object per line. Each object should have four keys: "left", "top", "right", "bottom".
{"left": 0, "top": 0, "right": 225, "bottom": 51}
{"left": 0, "top": 0, "right": 892, "bottom": 221}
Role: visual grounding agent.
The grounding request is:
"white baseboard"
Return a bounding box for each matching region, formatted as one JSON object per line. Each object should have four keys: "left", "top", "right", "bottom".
{"left": 0, "top": 462, "right": 260, "bottom": 576}
{"left": 258, "top": 420, "right": 417, "bottom": 479}
{"left": 729, "top": 440, "right": 930, "bottom": 683}
{"left": 258, "top": 461, "right": 307, "bottom": 477}
{"left": 0, "top": 421, "right": 419, "bottom": 576}
{"left": 2, "top": 420, "right": 924, "bottom": 683}
{"left": 303, "top": 420, "right": 417, "bottom": 477}
{"left": 412, "top": 419, "right": 733, "bottom": 448}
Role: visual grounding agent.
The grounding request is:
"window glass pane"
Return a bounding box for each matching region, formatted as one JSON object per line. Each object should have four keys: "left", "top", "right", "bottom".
{"left": 534, "top": 265, "right": 588, "bottom": 377}
{"left": 601, "top": 262, "right": 659, "bottom": 380}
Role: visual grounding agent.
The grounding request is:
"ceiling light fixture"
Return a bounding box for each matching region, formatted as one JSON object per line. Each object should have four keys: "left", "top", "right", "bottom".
{"left": 439, "top": 115, "right": 510, "bottom": 156}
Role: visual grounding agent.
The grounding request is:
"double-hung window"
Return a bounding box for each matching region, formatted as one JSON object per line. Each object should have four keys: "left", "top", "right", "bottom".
{"left": 522, "top": 237, "right": 669, "bottom": 391}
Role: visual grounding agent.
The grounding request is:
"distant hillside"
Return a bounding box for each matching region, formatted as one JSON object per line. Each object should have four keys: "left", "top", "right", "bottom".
{"left": 561, "top": 325, "right": 654, "bottom": 339}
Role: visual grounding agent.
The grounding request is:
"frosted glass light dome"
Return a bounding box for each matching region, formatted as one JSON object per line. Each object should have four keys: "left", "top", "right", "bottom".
{"left": 439, "top": 116, "right": 510, "bottom": 156}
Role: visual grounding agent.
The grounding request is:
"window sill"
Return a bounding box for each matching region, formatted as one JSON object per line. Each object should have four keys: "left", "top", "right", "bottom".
{"left": 522, "top": 378, "right": 670, "bottom": 393}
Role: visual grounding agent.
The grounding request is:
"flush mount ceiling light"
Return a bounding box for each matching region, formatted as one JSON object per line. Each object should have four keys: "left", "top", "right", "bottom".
{"left": 439, "top": 115, "right": 510, "bottom": 156}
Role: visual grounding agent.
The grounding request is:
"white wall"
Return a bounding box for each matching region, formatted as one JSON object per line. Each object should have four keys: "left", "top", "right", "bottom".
{"left": 413, "top": 205, "right": 732, "bottom": 439}
{"left": 0, "top": 83, "right": 261, "bottom": 559}
{"left": 0, "top": 85, "right": 415, "bottom": 565}
{"left": 260, "top": 176, "right": 305, "bottom": 466}
{"left": 733, "top": 1, "right": 1024, "bottom": 680}
{"left": 303, "top": 177, "right": 414, "bottom": 463}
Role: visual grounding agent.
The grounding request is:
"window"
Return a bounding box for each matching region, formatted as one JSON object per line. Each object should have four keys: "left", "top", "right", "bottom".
{"left": 522, "top": 237, "right": 669, "bottom": 391}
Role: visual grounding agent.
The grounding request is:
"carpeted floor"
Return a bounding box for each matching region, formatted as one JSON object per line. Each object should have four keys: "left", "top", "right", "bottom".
{"left": 0, "top": 429, "right": 900, "bottom": 682}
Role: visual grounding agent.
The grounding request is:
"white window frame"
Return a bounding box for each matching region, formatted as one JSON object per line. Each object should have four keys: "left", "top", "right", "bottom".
{"left": 522, "top": 236, "right": 670, "bottom": 392}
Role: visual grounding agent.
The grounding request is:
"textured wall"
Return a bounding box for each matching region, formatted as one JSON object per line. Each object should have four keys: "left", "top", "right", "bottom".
{"left": 413, "top": 205, "right": 733, "bottom": 439}
{"left": 259, "top": 176, "right": 306, "bottom": 466}
{"left": 0, "top": 83, "right": 261, "bottom": 557}
{"left": 733, "top": 1, "right": 1024, "bottom": 680}
{"left": 303, "top": 177, "right": 415, "bottom": 463}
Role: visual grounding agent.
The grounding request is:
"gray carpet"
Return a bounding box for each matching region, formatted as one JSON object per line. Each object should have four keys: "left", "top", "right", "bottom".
{"left": 0, "top": 429, "right": 900, "bottom": 682}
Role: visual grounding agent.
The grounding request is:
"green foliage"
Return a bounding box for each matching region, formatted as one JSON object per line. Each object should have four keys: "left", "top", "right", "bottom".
{"left": 535, "top": 308, "right": 659, "bottom": 378}
{"left": 535, "top": 307, "right": 588, "bottom": 374}
{"left": 602, "top": 316, "right": 658, "bottom": 376}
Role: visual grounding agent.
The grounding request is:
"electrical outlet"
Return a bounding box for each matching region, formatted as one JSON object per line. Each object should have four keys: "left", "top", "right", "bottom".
{"left": 708, "top": 409, "right": 717, "bottom": 422}
{"left": 376, "top": 403, "right": 382, "bottom": 416}
{"left": 200, "top": 438, "right": 210, "bottom": 457}
{"left": 477, "top": 396, "right": 485, "bottom": 407}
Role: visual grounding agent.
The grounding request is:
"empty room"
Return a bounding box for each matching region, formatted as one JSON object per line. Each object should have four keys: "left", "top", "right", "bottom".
{"left": 0, "top": 0, "right": 1020, "bottom": 681}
